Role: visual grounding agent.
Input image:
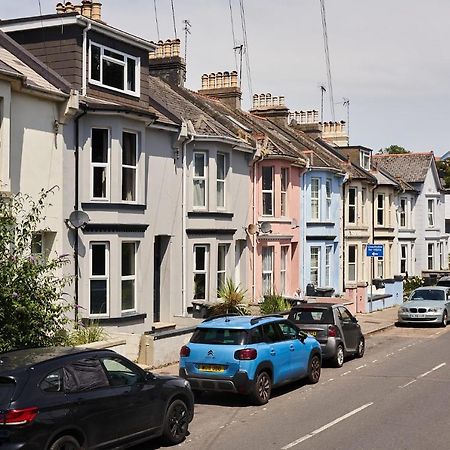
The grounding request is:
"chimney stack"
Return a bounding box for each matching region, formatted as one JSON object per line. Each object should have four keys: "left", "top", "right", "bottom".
{"left": 81, "top": 0, "right": 92, "bottom": 18}
{"left": 198, "top": 71, "right": 241, "bottom": 110}
{"left": 149, "top": 39, "right": 186, "bottom": 87}
{"left": 91, "top": 2, "right": 102, "bottom": 21}
{"left": 250, "top": 93, "right": 289, "bottom": 126}
{"left": 55, "top": 1, "right": 103, "bottom": 21}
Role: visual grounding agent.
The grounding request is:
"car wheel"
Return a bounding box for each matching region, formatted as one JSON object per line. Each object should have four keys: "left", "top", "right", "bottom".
{"left": 333, "top": 344, "right": 345, "bottom": 368}
{"left": 356, "top": 337, "right": 365, "bottom": 358}
{"left": 49, "top": 436, "right": 81, "bottom": 450}
{"left": 442, "top": 311, "right": 448, "bottom": 328}
{"left": 307, "top": 354, "right": 321, "bottom": 384}
{"left": 251, "top": 371, "right": 272, "bottom": 405}
{"left": 161, "top": 399, "right": 189, "bottom": 445}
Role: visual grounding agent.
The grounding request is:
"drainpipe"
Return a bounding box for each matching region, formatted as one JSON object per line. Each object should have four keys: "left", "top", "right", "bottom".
{"left": 181, "top": 128, "right": 194, "bottom": 316}
{"left": 82, "top": 22, "right": 92, "bottom": 96}
{"left": 74, "top": 109, "right": 87, "bottom": 323}
{"left": 341, "top": 173, "right": 349, "bottom": 293}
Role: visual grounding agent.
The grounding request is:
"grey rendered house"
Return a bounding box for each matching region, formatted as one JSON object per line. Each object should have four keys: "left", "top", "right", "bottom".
{"left": 374, "top": 152, "right": 448, "bottom": 277}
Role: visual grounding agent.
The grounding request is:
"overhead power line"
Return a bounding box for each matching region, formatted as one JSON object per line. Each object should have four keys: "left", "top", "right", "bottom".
{"left": 170, "top": 0, "right": 177, "bottom": 38}
{"left": 153, "top": 0, "right": 160, "bottom": 40}
{"left": 319, "top": 0, "right": 335, "bottom": 121}
{"left": 229, "top": 0, "right": 239, "bottom": 71}
{"left": 239, "top": 0, "right": 253, "bottom": 101}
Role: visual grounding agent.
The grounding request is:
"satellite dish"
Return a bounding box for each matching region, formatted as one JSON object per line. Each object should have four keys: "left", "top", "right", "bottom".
{"left": 68, "top": 210, "right": 90, "bottom": 229}
{"left": 259, "top": 221, "right": 272, "bottom": 234}
{"left": 247, "top": 223, "right": 258, "bottom": 235}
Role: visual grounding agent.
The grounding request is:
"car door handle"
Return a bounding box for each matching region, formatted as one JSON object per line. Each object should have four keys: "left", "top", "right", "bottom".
{"left": 289, "top": 345, "right": 295, "bottom": 351}
{"left": 270, "top": 350, "right": 276, "bottom": 356}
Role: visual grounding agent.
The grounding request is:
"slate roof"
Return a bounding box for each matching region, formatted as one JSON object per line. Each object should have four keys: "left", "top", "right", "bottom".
{"left": 372, "top": 153, "right": 434, "bottom": 183}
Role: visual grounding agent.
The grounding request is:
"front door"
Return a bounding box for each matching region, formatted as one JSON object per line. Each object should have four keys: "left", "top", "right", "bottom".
{"left": 153, "top": 236, "right": 170, "bottom": 322}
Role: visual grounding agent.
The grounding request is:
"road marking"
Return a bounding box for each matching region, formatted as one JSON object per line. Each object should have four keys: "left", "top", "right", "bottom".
{"left": 340, "top": 371, "right": 351, "bottom": 376}
{"left": 385, "top": 352, "right": 395, "bottom": 357}
{"left": 372, "top": 359, "right": 378, "bottom": 363}
{"left": 418, "top": 362, "right": 446, "bottom": 378}
{"left": 399, "top": 379, "right": 416, "bottom": 389}
{"left": 356, "top": 365, "right": 366, "bottom": 370}
{"left": 281, "top": 402, "right": 374, "bottom": 449}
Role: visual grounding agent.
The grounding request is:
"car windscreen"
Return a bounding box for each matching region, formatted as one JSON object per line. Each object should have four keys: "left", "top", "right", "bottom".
{"left": 289, "top": 308, "right": 334, "bottom": 324}
{"left": 0, "top": 378, "right": 15, "bottom": 409}
{"left": 190, "top": 328, "right": 248, "bottom": 345}
{"left": 411, "top": 290, "right": 445, "bottom": 301}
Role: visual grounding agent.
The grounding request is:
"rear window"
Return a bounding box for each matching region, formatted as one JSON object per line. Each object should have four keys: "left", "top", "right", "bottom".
{"left": 0, "top": 378, "right": 15, "bottom": 407}
{"left": 411, "top": 289, "right": 445, "bottom": 301}
{"left": 289, "top": 308, "right": 334, "bottom": 324}
{"left": 191, "top": 328, "right": 248, "bottom": 345}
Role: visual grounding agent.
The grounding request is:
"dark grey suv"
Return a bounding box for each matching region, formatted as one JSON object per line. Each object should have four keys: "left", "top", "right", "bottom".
{"left": 0, "top": 347, "right": 194, "bottom": 449}
{"left": 288, "top": 303, "right": 365, "bottom": 367}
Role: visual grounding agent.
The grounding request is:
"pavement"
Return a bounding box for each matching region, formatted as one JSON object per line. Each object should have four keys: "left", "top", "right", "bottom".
{"left": 151, "top": 306, "right": 399, "bottom": 376}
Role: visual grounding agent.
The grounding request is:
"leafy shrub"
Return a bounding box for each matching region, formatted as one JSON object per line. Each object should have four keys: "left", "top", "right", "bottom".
{"left": 209, "top": 278, "right": 249, "bottom": 316}
{"left": 260, "top": 293, "right": 291, "bottom": 314}
{"left": 66, "top": 322, "right": 106, "bottom": 346}
{"left": 0, "top": 189, "right": 72, "bottom": 352}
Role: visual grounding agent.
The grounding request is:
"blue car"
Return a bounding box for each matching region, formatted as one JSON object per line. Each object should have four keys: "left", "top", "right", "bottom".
{"left": 179, "top": 314, "right": 321, "bottom": 405}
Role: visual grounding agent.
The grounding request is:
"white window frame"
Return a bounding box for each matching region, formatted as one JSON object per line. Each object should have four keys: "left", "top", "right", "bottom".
{"left": 377, "top": 194, "right": 384, "bottom": 226}
{"left": 348, "top": 187, "right": 357, "bottom": 224}
{"left": 280, "top": 245, "right": 289, "bottom": 294}
{"left": 399, "top": 198, "right": 407, "bottom": 228}
{"left": 90, "top": 128, "right": 110, "bottom": 201}
{"left": 325, "top": 178, "right": 332, "bottom": 220}
{"left": 89, "top": 42, "right": 140, "bottom": 97}
{"left": 216, "top": 153, "right": 227, "bottom": 209}
{"left": 377, "top": 256, "right": 384, "bottom": 279}
{"left": 325, "top": 245, "right": 332, "bottom": 286}
{"left": 193, "top": 151, "right": 208, "bottom": 209}
{"left": 262, "top": 246, "right": 274, "bottom": 294}
{"left": 400, "top": 244, "right": 407, "bottom": 274}
{"left": 428, "top": 243, "right": 434, "bottom": 270}
{"left": 428, "top": 199, "right": 435, "bottom": 227}
{"left": 360, "top": 150, "right": 371, "bottom": 170}
{"left": 310, "top": 246, "right": 320, "bottom": 286}
{"left": 89, "top": 242, "right": 109, "bottom": 317}
{"left": 281, "top": 168, "right": 289, "bottom": 217}
{"left": 311, "top": 177, "right": 320, "bottom": 221}
{"left": 121, "top": 131, "right": 138, "bottom": 203}
{"left": 348, "top": 245, "right": 357, "bottom": 282}
{"left": 217, "top": 243, "right": 228, "bottom": 290}
{"left": 262, "top": 166, "right": 274, "bottom": 216}
{"left": 193, "top": 244, "right": 209, "bottom": 300}
{"left": 361, "top": 188, "right": 367, "bottom": 225}
{"left": 121, "top": 242, "right": 137, "bottom": 313}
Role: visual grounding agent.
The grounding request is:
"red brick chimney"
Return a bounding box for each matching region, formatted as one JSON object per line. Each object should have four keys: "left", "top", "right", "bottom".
{"left": 149, "top": 39, "right": 186, "bottom": 87}
{"left": 198, "top": 71, "right": 241, "bottom": 110}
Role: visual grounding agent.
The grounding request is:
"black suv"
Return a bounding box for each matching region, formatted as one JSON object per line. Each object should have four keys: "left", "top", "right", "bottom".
{"left": 0, "top": 347, "right": 194, "bottom": 449}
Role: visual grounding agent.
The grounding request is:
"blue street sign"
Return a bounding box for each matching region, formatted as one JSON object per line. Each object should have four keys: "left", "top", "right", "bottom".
{"left": 366, "top": 244, "right": 384, "bottom": 258}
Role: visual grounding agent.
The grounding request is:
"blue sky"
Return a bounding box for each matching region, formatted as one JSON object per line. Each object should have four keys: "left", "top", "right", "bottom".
{"left": 4, "top": 1, "right": 450, "bottom": 155}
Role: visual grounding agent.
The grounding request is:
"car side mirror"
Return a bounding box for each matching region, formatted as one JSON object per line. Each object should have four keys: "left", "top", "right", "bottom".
{"left": 351, "top": 316, "right": 358, "bottom": 323}
{"left": 144, "top": 371, "right": 156, "bottom": 382}
{"left": 298, "top": 331, "right": 308, "bottom": 343}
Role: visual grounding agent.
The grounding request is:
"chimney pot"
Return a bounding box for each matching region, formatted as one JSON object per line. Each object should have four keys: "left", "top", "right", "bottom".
{"left": 65, "top": 1, "right": 75, "bottom": 13}
{"left": 74, "top": 5, "right": 82, "bottom": 14}
{"left": 216, "top": 72, "right": 223, "bottom": 88}
{"left": 56, "top": 2, "right": 65, "bottom": 13}
{"left": 81, "top": 0, "right": 92, "bottom": 18}
{"left": 201, "top": 74, "right": 208, "bottom": 90}
{"left": 198, "top": 69, "right": 242, "bottom": 109}
{"left": 91, "top": 1, "right": 102, "bottom": 21}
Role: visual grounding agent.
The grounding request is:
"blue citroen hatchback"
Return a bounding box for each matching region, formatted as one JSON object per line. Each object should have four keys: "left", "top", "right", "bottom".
{"left": 179, "top": 314, "right": 321, "bottom": 405}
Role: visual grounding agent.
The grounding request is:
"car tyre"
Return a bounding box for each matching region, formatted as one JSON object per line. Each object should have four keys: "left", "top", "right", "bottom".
{"left": 49, "top": 435, "right": 81, "bottom": 450}
{"left": 307, "top": 354, "right": 321, "bottom": 384}
{"left": 333, "top": 344, "right": 345, "bottom": 368}
{"left": 442, "top": 311, "right": 448, "bottom": 328}
{"left": 161, "top": 399, "right": 189, "bottom": 445}
{"left": 356, "top": 337, "right": 365, "bottom": 358}
{"left": 251, "top": 371, "right": 272, "bottom": 405}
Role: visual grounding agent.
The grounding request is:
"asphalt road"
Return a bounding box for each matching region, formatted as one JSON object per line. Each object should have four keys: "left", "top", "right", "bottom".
{"left": 139, "top": 325, "right": 450, "bottom": 450}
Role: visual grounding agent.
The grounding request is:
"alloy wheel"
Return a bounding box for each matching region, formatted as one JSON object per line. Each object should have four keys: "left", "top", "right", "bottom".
{"left": 309, "top": 355, "right": 321, "bottom": 383}
{"left": 257, "top": 372, "right": 271, "bottom": 403}
{"left": 167, "top": 402, "right": 188, "bottom": 442}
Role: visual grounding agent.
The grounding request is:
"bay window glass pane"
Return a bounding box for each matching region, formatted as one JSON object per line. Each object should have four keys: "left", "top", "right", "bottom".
{"left": 93, "top": 167, "right": 106, "bottom": 198}
{"left": 121, "top": 280, "right": 135, "bottom": 311}
{"left": 127, "top": 58, "right": 136, "bottom": 91}
{"left": 92, "top": 129, "right": 108, "bottom": 163}
{"left": 90, "top": 280, "right": 107, "bottom": 314}
{"left": 194, "top": 274, "right": 206, "bottom": 299}
{"left": 262, "top": 167, "right": 273, "bottom": 190}
{"left": 123, "top": 133, "right": 137, "bottom": 165}
{"left": 102, "top": 59, "right": 124, "bottom": 90}
{"left": 91, "top": 45, "right": 101, "bottom": 81}
{"left": 195, "top": 246, "right": 206, "bottom": 271}
{"left": 122, "top": 168, "right": 136, "bottom": 201}
{"left": 194, "top": 154, "right": 205, "bottom": 177}
{"left": 193, "top": 180, "right": 205, "bottom": 207}
{"left": 92, "top": 245, "right": 106, "bottom": 276}
{"left": 104, "top": 49, "right": 124, "bottom": 61}
{"left": 263, "top": 192, "right": 273, "bottom": 216}
{"left": 122, "top": 243, "right": 135, "bottom": 276}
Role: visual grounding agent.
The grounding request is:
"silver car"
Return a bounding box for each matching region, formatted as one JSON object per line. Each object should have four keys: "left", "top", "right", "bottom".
{"left": 398, "top": 286, "right": 450, "bottom": 326}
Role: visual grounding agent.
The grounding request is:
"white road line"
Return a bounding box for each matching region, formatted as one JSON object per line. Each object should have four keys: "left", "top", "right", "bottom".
{"left": 281, "top": 402, "right": 374, "bottom": 449}
{"left": 356, "top": 365, "right": 366, "bottom": 370}
{"left": 340, "top": 371, "right": 351, "bottom": 376}
{"left": 372, "top": 359, "right": 378, "bottom": 363}
{"left": 418, "top": 362, "right": 446, "bottom": 378}
{"left": 399, "top": 379, "right": 416, "bottom": 389}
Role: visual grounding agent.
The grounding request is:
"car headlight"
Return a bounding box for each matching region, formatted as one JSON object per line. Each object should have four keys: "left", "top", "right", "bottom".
{"left": 428, "top": 307, "right": 443, "bottom": 312}
{"left": 399, "top": 307, "right": 408, "bottom": 313}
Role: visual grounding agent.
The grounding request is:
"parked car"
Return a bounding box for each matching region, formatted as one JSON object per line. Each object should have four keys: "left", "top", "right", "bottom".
{"left": 0, "top": 347, "right": 194, "bottom": 450}
{"left": 288, "top": 303, "right": 365, "bottom": 368}
{"left": 179, "top": 314, "right": 321, "bottom": 405}
{"left": 398, "top": 286, "right": 450, "bottom": 326}
{"left": 436, "top": 276, "right": 450, "bottom": 287}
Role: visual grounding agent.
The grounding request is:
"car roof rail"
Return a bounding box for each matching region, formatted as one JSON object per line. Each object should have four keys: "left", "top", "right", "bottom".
{"left": 202, "top": 313, "right": 241, "bottom": 323}
{"left": 250, "top": 314, "right": 283, "bottom": 325}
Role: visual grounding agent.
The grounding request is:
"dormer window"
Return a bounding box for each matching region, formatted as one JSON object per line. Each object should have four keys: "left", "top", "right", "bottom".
{"left": 360, "top": 150, "right": 371, "bottom": 170}
{"left": 89, "top": 42, "right": 140, "bottom": 96}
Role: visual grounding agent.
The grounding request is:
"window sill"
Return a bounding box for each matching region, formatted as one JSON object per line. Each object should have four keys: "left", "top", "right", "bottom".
{"left": 306, "top": 221, "right": 336, "bottom": 226}
{"left": 188, "top": 211, "right": 234, "bottom": 218}
{"left": 82, "top": 313, "right": 147, "bottom": 326}
{"left": 81, "top": 202, "right": 146, "bottom": 211}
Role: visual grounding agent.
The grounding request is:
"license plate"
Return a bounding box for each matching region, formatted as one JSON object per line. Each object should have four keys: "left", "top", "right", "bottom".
{"left": 411, "top": 314, "right": 426, "bottom": 319}
{"left": 198, "top": 364, "right": 225, "bottom": 372}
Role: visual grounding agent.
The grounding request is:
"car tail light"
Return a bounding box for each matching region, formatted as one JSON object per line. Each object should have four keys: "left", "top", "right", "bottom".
{"left": 234, "top": 349, "right": 257, "bottom": 360}
{"left": 3, "top": 407, "right": 38, "bottom": 425}
{"left": 327, "top": 325, "right": 337, "bottom": 337}
{"left": 180, "top": 345, "right": 191, "bottom": 357}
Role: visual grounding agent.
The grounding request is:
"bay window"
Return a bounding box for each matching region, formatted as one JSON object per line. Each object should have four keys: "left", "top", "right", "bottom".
{"left": 90, "top": 243, "right": 109, "bottom": 316}
{"left": 91, "top": 128, "right": 109, "bottom": 200}
{"left": 262, "top": 167, "right": 274, "bottom": 216}
{"left": 122, "top": 132, "right": 138, "bottom": 202}
{"left": 121, "top": 242, "right": 136, "bottom": 312}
